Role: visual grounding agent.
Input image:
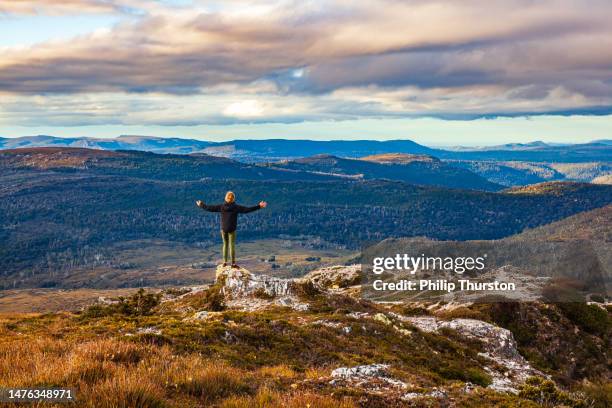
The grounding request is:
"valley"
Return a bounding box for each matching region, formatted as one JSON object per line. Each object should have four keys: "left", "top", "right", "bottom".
{"left": 1, "top": 147, "right": 611, "bottom": 290}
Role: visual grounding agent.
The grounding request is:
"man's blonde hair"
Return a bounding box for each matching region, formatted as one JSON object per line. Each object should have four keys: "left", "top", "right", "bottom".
{"left": 225, "top": 191, "right": 235, "bottom": 203}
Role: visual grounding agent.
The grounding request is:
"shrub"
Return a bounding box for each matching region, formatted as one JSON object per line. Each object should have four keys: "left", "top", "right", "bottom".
{"left": 252, "top": 288, "right": 275, "bottom": 300}
{"left": 192, "top": 283, "right": 226, "bottom": 311}
{"left": 436, "top": 364, "right": 492, "bottom": 387}
{"left": 291, "top": 280, "right": 320, "bottom": 299}
{"left": 82, "top": 289, "right": 162, "bottom": 318}
{"left": 519, "top": 377, "right": 585, "bottom": 408}
{"left": 580, "top": 382, "right": 612, "bottom": 408}
{"left": 401, "top": 304, "right": 431, "bottom": 316}
{"left": 557, "top": 302, "right": 610, "bottom": 336}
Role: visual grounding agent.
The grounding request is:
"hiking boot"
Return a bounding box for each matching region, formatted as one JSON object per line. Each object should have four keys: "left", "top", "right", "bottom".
{"left": 222, "top": 262, "right": 228, "bottom": 267}
{"left": 231, "top": 263, "right": 239, "bottom": 269}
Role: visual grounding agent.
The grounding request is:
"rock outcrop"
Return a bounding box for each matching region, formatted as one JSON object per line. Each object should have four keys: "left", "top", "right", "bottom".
{"left": 215, "top": 264, "right": 308, "bottom": 311}
{"left": 211, "top": 264, "right": 362, "bottom": 311}
{"left": 330, "top": 364, "right": 408, "bottom": 391}
{"left": 404, "top": 316, "right": 543, "bottom": 393}
{"left": 169, "top": 263, "right": 559, "bottom": 400}
{"left": 217, "top": 265, "right": 294, "bottom": 297}
{"left": 299, "top": 264, "right": 361, "bottom": 291}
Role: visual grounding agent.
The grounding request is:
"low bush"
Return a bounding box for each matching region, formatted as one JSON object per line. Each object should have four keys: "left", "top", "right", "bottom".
{"left": 435, "top": 364, "right": 492, "bottom": 387}
{"left": 580, "top": 381, "right": 612, "bottom": 408}
{"left": 557, "top": 302, "right": 610, "bottom": 336}
{"left": 82, "top": 289, "right": 162, "bottom": 318}
{"left": 191, "top": 283, "right": 226, "bottom": 311}
{"left": 519, "top": 377, "right": 586, "bottom": 408}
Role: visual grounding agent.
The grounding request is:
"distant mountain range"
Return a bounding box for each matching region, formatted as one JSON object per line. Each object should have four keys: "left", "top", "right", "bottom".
{"left": 0, "top": 147, "right": 500, "bottom": 191}
{"left": 265, "top": 153, "right": 501, "bottom": 191}
{"left": 1, "top": 135, "right": 610, "bottom": 163}
{"left": 436, "top": 141, "right": 611, "bottom": 162}
{"left": 446, "top": 140, "right": 569, "bottom": 151}
{"left": 0, "top": 147, "right": 335, "bottom": 183}
{"left": 449, "top": 160, "right": 612, "bottom": 186}
{"left": 0, "top": 136, "right": 437, "bottom": 160}
{"left": 0, "top": 135, "right": 213, "bottom": 154}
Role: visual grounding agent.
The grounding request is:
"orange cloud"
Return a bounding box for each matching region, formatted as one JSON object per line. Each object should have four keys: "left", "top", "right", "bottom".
{"left": 0, "top": 0, "right": 610, "bottom": 122}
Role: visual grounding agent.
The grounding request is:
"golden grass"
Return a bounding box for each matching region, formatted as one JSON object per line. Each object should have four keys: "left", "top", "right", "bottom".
{"left": 304, "top": 366, "right": 329, "bottom": 380}
{"left": 0, "top": 330, "right": 351, "bottom": 407}
{"left": 219, "top": 387, "right": 357, "bottom": 408}
{"left": 85, "top": 371, "right": 167, "bottom": 408}
{"left": 257, "top": 364, "right": 297, "bottom": 379}
{"left": 155, "top": 356, "right": 251, "bottom": 402}
{"left": 1, "top": 300, "right": 595, "bottom": 408}
{"left": 0, "top": 288, "right": 139, "bottom": 314}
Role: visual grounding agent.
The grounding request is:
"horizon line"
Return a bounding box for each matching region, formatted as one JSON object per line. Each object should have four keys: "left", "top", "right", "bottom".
{"left": 1, "top": 134, "right": 610, "bottom": 148}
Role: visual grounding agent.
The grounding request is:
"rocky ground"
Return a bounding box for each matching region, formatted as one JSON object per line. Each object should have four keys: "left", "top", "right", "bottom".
{"left": 0, "top": 264, "right": 609, "bottom": 407}
{"left": 162, "top": 264, "right": 609, "bottom": 406}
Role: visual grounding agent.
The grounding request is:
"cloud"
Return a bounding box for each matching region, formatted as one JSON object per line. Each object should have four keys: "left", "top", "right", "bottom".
{"left": 0, "top": 0, "right": 611, "bottom": 123}
{"left": 0, "top": 0, "right": 131, "bottom": 15}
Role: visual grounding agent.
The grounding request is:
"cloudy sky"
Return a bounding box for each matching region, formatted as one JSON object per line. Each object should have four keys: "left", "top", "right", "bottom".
{"left": 1, "top": 0, "right": 611, "bottom": 145}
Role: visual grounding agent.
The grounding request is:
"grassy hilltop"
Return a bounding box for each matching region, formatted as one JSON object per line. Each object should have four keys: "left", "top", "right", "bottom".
{"left": 0, "top": 276, "right": 609, "bottom": 407}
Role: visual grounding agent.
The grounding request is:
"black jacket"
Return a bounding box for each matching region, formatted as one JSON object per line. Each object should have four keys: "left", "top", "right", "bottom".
{"left": 200, "top": 202, "right": 261, "bottom": 233}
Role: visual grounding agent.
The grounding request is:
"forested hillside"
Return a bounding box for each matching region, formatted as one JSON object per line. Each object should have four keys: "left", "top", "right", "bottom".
{"left": 450, "top": 160, "right": 611, "bottom": 186}
{"left": 3, "top": 136, "right": 611, "bottom": 162}
{"left": 1, "top": 148, "right": 611, "bottom": 288}
{"left": 265, "top": 154, "right": 502, "bottom": 191}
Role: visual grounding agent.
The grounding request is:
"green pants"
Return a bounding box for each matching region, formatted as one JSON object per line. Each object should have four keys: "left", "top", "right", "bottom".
{"left": 221, "top": 231, "right": 236, "bottom": 264}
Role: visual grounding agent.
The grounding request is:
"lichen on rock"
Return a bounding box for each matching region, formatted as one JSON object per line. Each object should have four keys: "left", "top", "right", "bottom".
{"left": 214, "top": 264, "right": 309, "bottom": 311}
{"left": 404, "top": 316, "right": 544, "bottom": 393}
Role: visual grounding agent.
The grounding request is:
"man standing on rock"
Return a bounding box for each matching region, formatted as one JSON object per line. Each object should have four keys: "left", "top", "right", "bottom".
{"left": 196, "top": 191, "right": 267, "bottom": 268}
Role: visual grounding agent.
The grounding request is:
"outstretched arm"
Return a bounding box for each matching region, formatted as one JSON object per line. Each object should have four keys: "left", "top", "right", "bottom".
{"left": 237, "top": 201, "right": 267, "bottom": 213}
{"left": 196, "top": 200, "right": 222, "bottom": 212}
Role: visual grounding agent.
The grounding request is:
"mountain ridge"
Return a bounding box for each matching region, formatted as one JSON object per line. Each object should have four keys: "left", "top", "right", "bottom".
{"left": 0, "top": 147, "right": 498, "bottom": 190}
{"left": 2, "top": 135, "right": 610, "bottom": 163}
{"left": 265, "top": 153, "right": 502, "bottom": 191}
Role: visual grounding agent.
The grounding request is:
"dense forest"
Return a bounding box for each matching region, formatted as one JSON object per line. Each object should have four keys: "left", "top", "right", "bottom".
{"left": 1, "top": 163, "right": 611, "bottom": 283}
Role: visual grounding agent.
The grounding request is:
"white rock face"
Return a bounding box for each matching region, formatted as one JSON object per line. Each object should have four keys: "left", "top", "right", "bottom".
{"left": 300, "top": 265, "right": 361, "bottom": 290}
{"left": 402, "top": 388, "right": 447, "bottom": 401}
{"left": 347, "top": 311, "right": 370, "bottom": 320}
{"left": 216, "top": 263, "right": 362, "bottom": 305}
{"left": 312, "top": 319, "right": 352, "bottom": 334}
{"left": 193, "top": 310, "right": 210, "bottom": 320}
{"left": 213, "top": 264, "right": 364, "bottom": 311}
{"left": 136, "top": 327, "right": 162, "bottom": 335}
{"left": 187, "top": 310, "right": 224, "bottom": 321}
{"left": 96, "top": 296, "right": 120, "bottom": 305}
{"left": 219, "top": 265, "right": 294, "bottom": 298}
{"left": 332, "top": 363, "right": 390, "bottom": 379}
{"left": 405, "top": 316, "right": 542, "bottom": 393}
{"left": 331, "top": 364, "right": 407, "bottom": 390}
{"left": 216, "top": 265, "right": 308, "bottom": 311}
